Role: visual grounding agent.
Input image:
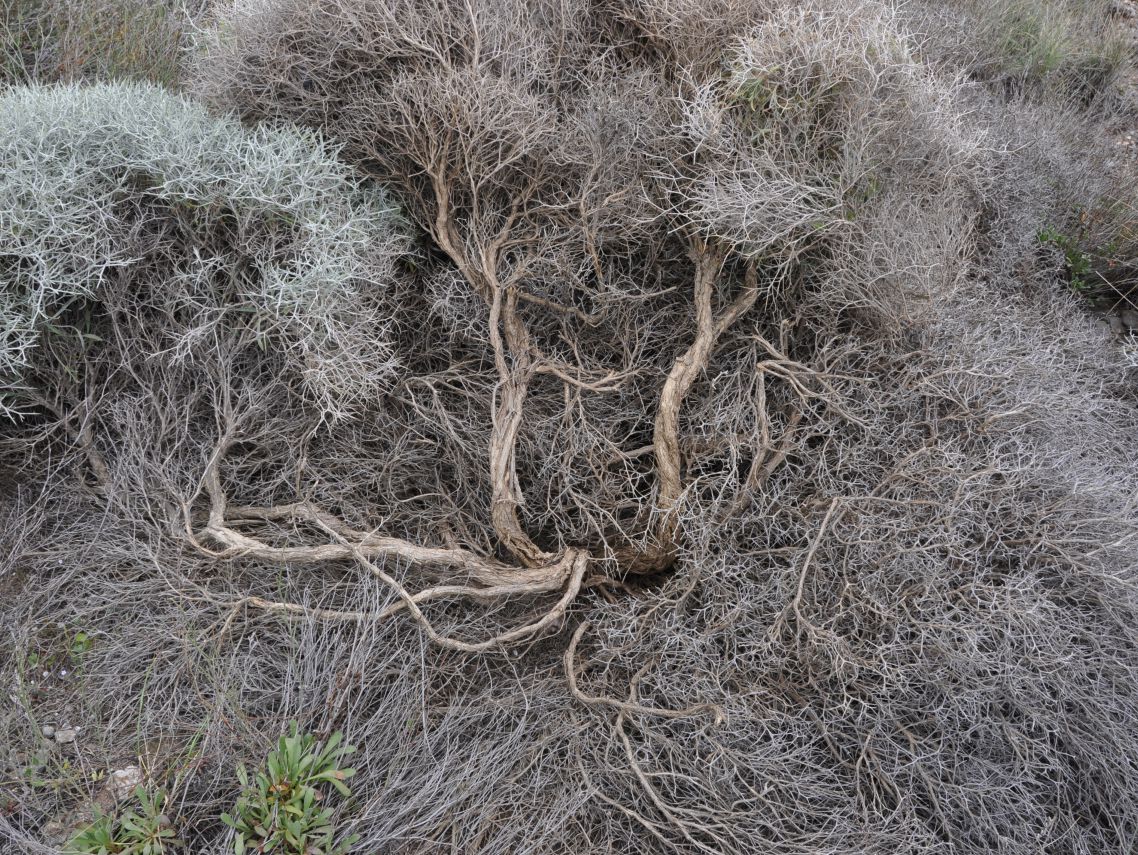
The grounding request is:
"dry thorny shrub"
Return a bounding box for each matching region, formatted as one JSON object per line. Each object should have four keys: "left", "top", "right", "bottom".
{"left": 2, "top": 0, "right": 1138, "bottom": 852}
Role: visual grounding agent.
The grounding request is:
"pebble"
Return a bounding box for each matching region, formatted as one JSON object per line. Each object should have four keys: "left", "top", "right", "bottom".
{"left": 54, "top": 728, "right": 77, "bottom": 745}
{"left": 109, "top": 766, "right": 144, "bottom": 801}
{"left": 41, "top": 725, "right": 55, "bottom": 739}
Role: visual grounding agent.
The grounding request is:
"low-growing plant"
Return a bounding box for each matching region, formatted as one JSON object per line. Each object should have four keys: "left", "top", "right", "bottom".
{"left": 1, "top": 0, "right": 203, "bottom": 87}
{"left": 1039, "top": 223, "right": 1096, "bottom": 293}
{"left": 911, "top": 0, "right": 1127, "bottom": 99}
{"left": 64, "top": 813, "right": 118, "bottom": 855}
{"left": 13, "top": 746, "right": 84, "bottom": 796}
{"left": 221, "top": 725, "right": 357, "bottom": 855}
{"left": 66, "top": 787, "right": 181, "bottom": 855}
{"left": 1039, "top": 203, "right": 1138, "bottom": 306}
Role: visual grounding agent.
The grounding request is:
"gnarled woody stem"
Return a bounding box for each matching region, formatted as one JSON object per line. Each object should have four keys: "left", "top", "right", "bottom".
{"left": 486, "top": 277, "right": 548, "bottom": 567}
{"left": 428, "top": 170, "right": 547, "bottom": 567}
{"left": 203, "top": 519, "right": 569, "bottom": 589}
{"left": 193, "top": 505, "right": 588, "bottom": 652}
{"left": 623, "top": 241, "right": 759, "bottom": 574}
{"left": 194, "top": 240, "right": 760, "bottom": 585}
{"left": 191, "top": 442, "right": 585, "bottom": 649}
{"left": 422, "top": 160, "right": 765, "bottom": 575}
{"left": 194, "top": 434, "right": 568, "bottom": 589}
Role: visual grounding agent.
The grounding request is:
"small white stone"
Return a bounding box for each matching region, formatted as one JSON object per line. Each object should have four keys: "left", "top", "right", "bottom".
{"left": 54, "top": 728, "right": 78, "bottom": 745}
{"left": 41, "top": 725, "right": 55, "bottom": 739}
{"left": 109, "top": 766, "right": 144, "bottom": 800}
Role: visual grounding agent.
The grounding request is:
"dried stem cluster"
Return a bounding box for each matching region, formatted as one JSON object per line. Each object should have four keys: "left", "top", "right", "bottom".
{"left": 3, "top": 0, "right": 1138, "bottom": 852}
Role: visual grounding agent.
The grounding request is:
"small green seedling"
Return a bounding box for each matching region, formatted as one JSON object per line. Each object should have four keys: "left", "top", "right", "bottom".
{"left": 221, "top": 723, "right": 358, "bottom": 855}
{"left": 1039, "top": 224, "right": 1095, "bottom": 294}
{"left": 70, "top": 631, "right": 94, "bottom": 659}
{"left": 65, "top": 813, "right": 118, "bottom": 855}
{"left": 65, "top": 787, "right": 181, "bottom": 855}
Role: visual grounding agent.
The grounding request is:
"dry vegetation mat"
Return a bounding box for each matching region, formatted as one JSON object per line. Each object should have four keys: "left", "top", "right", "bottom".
{"left": 2, "top": 0, "right": 1138, "bottom": 853}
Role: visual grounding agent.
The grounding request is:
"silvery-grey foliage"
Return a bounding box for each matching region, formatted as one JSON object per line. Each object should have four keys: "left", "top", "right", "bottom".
{"left": 0, "top": 81, "right": 405, "bottom": 419}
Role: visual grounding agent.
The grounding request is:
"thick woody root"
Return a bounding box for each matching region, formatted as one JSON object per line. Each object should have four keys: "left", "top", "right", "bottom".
{"left": 189, "top": 440, "right": 588, "bottom": 651}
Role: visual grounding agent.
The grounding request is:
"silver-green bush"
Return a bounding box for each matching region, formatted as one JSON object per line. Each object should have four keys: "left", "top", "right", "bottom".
{"left": 0, "top": 81, "right": 404, "bottom": 419}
